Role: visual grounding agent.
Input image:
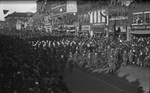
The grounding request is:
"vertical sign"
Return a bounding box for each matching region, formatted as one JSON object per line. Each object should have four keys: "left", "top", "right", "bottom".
{"left": 88, "top": 12, "right": 93, "bottom": 23}
{"left": 94, "top": 11, "right": 97, "bottom": 23}
{"left": 101, "top": 10, "right": 106, "bottom": 23}
{"left": 88, "top": 10, "right": 107, "bottom": 24}
{"left": 98, "top": 10, "right": 101, "bottom": 23}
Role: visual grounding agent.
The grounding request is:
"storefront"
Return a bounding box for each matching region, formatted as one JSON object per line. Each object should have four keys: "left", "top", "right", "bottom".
{"left": 88, "top": 9, "right": 108, "bottom": 34}
{"left": 131, "top": 25, "right": 150, "bottom": 37}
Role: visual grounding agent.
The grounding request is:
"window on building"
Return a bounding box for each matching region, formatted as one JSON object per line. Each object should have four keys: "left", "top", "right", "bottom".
{"left": 144, "top": 13, "right": 150, "bottom": 23}
{"left": 80, "top": 14, "right": 83, "bottom": 22}
{"left": 133, "top": 12, "right": 144, "bottom": 24}
{"left": 138, "top": 14, "right": 144, "bottom": 23}
{"left": 83, "top": 14, "right": 86, "bottom": 23}
{"left": 87, "top": 14, "right": 89, "bottom": 23}
{"left": 133, "top": 14, "right": 137, "bottom": 24}
{"left": 85, "top": 14, "right": 88, "bottom": 23}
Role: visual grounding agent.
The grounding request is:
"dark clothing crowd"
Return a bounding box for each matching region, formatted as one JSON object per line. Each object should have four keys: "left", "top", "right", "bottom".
{"left": 0, "top": 34, "right": 73, "bottom": 93}
{"left": 0, "top": 30, "right": 150, "bottom": 93}
{"left": 70, "top": 35, "right": 150, "bottom": 72}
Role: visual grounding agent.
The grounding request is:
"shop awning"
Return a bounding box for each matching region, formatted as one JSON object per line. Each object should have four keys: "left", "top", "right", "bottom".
{"left": 130, "top": 30, "right": 150, "bottom": 34}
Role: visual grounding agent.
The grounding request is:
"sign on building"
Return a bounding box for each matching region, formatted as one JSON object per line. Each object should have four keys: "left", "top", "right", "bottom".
{"left": 88, "top": 10, "right": 108, "bottom": 25}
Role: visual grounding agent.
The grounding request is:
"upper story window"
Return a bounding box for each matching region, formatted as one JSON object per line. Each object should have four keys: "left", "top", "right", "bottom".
{"left": 144, "top": 11, "right": 150, "bottom": 23}
{"left": 133, "top": 11, "right": 150, "bottom": 25}
{"left": 133, "top": 12, "right": 143, "bottom": 24}
{"left": 83, "top": 14, "right": 88, "bottom": 23}
{"left": 78, "top": 14, "right": 83, "bottom": 23}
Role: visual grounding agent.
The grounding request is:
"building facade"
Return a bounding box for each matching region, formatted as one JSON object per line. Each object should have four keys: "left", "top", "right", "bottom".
{"left": 129, "top": 2, "right": 150, "bottom": 35}
{"left": 78, "top": 2, "right": 109, "bottom": 35}
{"left": 50, "top": 1, "right": 77, "bottom": 31}
{"left": 4, "top": 12, "right": 34, "bottom": 30}
{"left": 108, "top": 5, "right": 129, "bottom": 39}
{"left": 77, "top": 3, "right": 91, "bottom": 32}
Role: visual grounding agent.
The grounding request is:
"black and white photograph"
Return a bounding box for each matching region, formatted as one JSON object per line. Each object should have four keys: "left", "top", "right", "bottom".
{"left": 0, "top": 0, "right": 150, "bottom": 93}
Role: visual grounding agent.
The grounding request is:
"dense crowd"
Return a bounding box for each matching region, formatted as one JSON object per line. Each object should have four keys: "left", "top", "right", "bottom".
{"left": 66, "top": 34, "right": 150, "bottom": 73}
{"left": 0, "top": 30, "right": 150, "bottom": 93}
{"left": 0, "top": 34, "right": 73, "bottom": 93}
{"left": 29, "top": 33, "right": 150, "bottom": 74}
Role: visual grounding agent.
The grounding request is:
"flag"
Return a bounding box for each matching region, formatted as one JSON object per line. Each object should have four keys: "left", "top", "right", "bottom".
{"left": 3, "top": 10, "right": 9, "bottom": 14}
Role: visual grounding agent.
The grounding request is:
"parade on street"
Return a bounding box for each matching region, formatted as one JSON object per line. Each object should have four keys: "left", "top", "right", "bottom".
{"left": 0, "top": 0, "right": 150, "bottom": 93}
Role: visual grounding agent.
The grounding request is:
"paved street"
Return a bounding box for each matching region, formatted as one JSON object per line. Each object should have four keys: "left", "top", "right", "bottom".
{"left": 63, "top": 66, "right": 143, "bottom": 93}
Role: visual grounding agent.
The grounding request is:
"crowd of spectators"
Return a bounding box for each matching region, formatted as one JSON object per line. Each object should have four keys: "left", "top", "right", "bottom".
{"left": 0, "top": 34, "right": 72, "bottom": 93}
{"left": 69, "top": 34, "right": 150, "bottom": 73}
{"left": 0, "top": 29, "right": 149, "bottom": 93}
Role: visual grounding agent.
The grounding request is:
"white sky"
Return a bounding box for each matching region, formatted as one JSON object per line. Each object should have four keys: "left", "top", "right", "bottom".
{"left": 0, "top": 1, "right": 37, "bottom": 21}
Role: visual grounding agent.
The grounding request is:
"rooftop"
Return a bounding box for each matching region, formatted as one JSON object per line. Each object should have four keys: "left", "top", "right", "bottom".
{"left": 4, "top": 12, "right": 34, "bottom": 19}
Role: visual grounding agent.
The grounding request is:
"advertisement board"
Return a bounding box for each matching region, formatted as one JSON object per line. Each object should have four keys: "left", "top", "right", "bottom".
{"left": 88, "top": 10, "right": 108, "bottom": 25}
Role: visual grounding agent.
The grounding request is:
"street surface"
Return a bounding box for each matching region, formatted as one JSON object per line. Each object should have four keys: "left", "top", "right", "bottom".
{"left": 64, "top": 66, "right": 149, "bottom": 93}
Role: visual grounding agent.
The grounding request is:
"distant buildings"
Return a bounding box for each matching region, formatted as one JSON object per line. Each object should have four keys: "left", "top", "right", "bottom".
{"left": 2, "top": 0, "right": 150, "bottom": 39}
{"left": 34, "top": 0, "right": 150, "bottom": 38}
{"left": 4, "top": 12, "right": 34, "bottom": 30}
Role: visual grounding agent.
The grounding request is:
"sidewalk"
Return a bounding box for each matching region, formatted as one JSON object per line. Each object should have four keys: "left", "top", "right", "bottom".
{"left": 117, "top": 66, "right": 150, "bottom": 93}
{"left": 92, "top": 65, "right": 150, "bottom": 93}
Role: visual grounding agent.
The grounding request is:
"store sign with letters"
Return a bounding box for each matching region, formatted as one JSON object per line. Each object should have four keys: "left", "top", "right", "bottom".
{"left": 88, "top": 10, "right": 108, "bottom": 25}
{"left": 109, "top": 16, "right": 128, "bottom": 21}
